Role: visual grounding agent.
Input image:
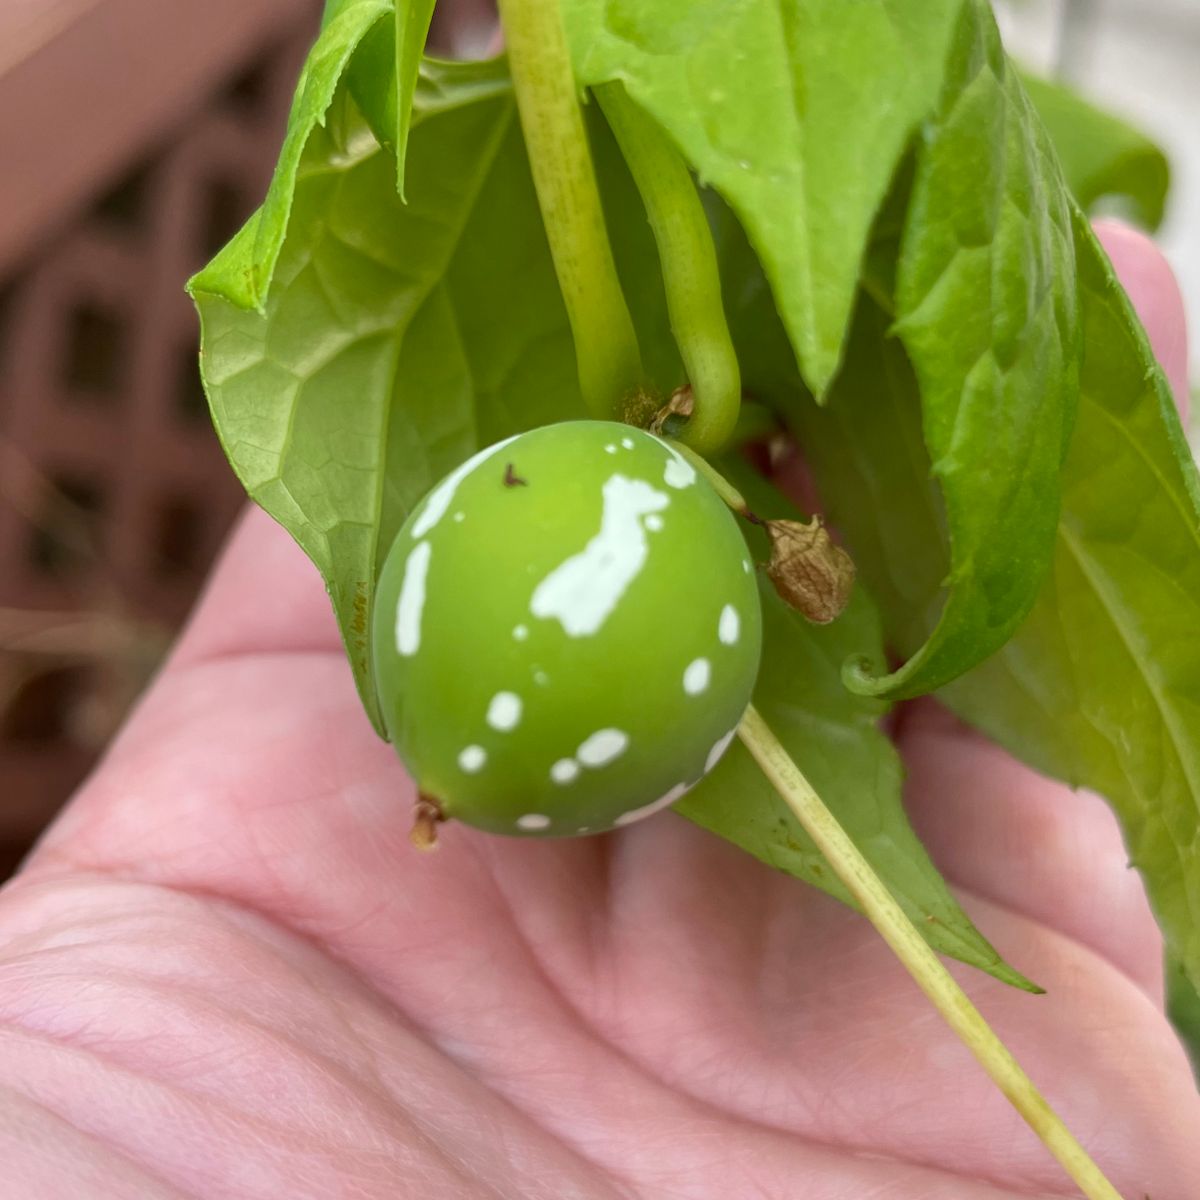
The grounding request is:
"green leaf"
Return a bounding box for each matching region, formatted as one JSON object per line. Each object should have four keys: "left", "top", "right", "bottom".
{"left": 191, "top": 64, "right": 584, "bottom": 732}
{"left": 942, "top": 213, "right": 1200, "bottom": 1001}
{"left": 680, "top": 465, "right": 1037, "bottom": 992}
{"left": 190, "top": 0, "right": 392, "bottom": 311}
{"left": 1022, "top": 71, "right": 1170, "bottom": 231}
{"left": 336, "top": 1, "right": 438, "bottom": 196}
{"left": 1167, "top": 952, "right": 1200, "bottom": 1080}
{"left": 321, "top": 0, "right": 363, "bottom": 27}
{"left": 741, "top": 206, "right": 1200, "bottom": 1008}
{"left": 560, "top": 0, "right": 963, "bottom": 394}
{"left": 792, "top": 299, "right": 951, "bottom": 664}
{"left": 393, "top": 2, "right": 437, "bottom": 196}
{"left": 189, "top": 53, "right": 672, "bottom": 735}
{"left": 846, "top": 0, "right": 1080, "bottom": 701}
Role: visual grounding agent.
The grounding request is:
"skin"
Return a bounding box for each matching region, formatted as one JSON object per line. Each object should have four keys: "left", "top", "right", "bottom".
{"left": 0, "top": 228, "right": 1196, "bottom": 1199}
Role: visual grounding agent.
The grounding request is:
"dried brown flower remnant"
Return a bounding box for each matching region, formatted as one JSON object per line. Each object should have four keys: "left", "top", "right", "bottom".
{"left": 650, "top": 385, "right": 694, "bottom": 436}
{"left": 410, "top": 794, "right": 446, "bottom": 851}
{"left": 764, "top": 516, "right": 855, "bottom": 624}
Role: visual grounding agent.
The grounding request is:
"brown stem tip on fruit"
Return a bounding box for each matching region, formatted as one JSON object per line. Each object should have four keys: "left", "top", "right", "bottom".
{"left": 411, "top": 794, "right": 446, "bottom": 851}
{"left": 764, "top": 516, "right": 856, "bottom": 624}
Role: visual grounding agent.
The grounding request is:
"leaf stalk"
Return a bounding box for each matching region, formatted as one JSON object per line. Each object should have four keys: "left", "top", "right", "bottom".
{"left": 668, "top": 441, "right": 758, "bottom": 521}
{"left": 737, "top": 704, "right": 1123, "bottom": 1200}
{"left": 596, "top": 81, "right": 741, "bottom": 453}
{"left": 496, "top": 0, "right": 643, "bottom": 419}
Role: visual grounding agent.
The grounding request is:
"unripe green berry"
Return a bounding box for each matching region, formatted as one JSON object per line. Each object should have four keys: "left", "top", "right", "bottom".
{"left": 372, "top": 420, "right": 762, "bottom": 836}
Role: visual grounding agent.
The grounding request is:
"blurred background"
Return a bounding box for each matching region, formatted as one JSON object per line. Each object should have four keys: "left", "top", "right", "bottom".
{"left": 0, "top": 0, "right": 1195, "bottom": 880}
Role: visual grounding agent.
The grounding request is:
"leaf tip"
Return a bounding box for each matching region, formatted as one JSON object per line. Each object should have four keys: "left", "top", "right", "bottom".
{"left": 395, "top": 151, "right": 409, "bottom": 203}
{"left": 993, "top": 960, "right": 1045, "bottom": 995}
{"left": 841, "top": 654, "right": 889, "bottom": 697}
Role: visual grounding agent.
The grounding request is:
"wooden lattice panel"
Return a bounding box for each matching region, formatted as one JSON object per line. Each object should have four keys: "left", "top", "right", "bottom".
{"left": 0, "top": 10, "right": 322, "bottom": 873}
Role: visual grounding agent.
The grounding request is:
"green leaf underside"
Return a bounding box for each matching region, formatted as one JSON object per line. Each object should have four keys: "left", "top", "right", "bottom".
{"left": 190, "top": 0, "right": 391, "bottom": 311}
{"left": 189, "top": 47, "right": 677, "bottom": 735}
{"left": 1021, "top": 71, "right": 1169, "bottom": 232}
{"left": 192, "top": 66, "right": 584, "bottom": 731}
{"left": 321, "top": 0, "right": 365, "bottom": 28}
{"left": 848, "top": 0, "right": 1080, "bottom": 700}
{"left": 680, "top": 466, "right": 1036, "bottom": 991}
{"left": 560, "top": 0, "right": 963, "bottom": 395}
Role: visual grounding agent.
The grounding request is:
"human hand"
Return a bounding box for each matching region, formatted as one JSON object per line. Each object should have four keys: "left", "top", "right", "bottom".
{"left": 0, "top": 226, "right": 1196, "bottom": 1199}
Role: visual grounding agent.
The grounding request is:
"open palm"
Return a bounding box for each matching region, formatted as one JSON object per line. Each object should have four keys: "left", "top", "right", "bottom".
{"left": 1, "top": 226, "right": 1197, "bottom": 1199}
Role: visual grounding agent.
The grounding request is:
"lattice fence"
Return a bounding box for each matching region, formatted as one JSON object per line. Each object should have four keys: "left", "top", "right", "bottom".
{"left": 0, "top": 9, "right": 323, "bottom": 876}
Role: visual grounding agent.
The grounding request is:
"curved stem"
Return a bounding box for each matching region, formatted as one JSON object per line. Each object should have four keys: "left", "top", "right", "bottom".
{"left": 596, "top": 81, "right": 740, "bottom": 454}
{"left": 668, "top": 441, "right": 757, "bottom": 521}
{"left": 737, "top": 705, "right": 1124, "bottom": 1200}
{"left": 496, "top": 0, "right": 643, "bottom": 418}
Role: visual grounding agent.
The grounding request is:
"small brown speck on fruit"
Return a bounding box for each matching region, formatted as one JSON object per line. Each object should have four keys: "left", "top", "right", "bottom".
{"left": 503, "top": 463, "right": 527, "bottom": 488}
{"left": 411, "top": 794, "right": 446, "bottom": 851}
{"left": 765, "top": 516, "right": 856, "bottom": 624}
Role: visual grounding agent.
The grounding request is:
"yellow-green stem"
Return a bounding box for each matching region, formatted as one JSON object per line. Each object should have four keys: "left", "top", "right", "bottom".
{"left": 737, "top": 705, "right": 1123, "bottom": 1200}
{"left": 669, "top": 441, "right": 755, "bottom": 518}
{"left": 596, "top": 81, "right": 740, "bottom": 454}
{"left": 496, "top": 0, "right": 642, "bottom": 418}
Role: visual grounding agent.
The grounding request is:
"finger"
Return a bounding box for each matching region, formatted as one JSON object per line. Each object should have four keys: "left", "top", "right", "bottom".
{"left": 1094, "top": 218, "right": 1190, "bottom": 419}
{"left": 168, "top": 504, "right": 341, "bottom": 669}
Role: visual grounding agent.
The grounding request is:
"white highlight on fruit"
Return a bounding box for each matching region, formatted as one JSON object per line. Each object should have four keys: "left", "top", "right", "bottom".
{"left": 705, "top": 728, "right": 738, "bottom": 774}
{"left": 621, "top": 437, "right": 635, "bottom": 449}
{"left": 534, "top": 669, "right": 550, "bottom": 687}
{"left": 395, "top": 540, "right": 432, "bottom": 656}
{"left": 645, "top": 514, "right": 664, "bottom": 532}
{"left": 458, "top": 745, "right": 486, "bottom": 773}
{"left": 615, "top": 782, "right": 688, "bottom": 827}
{"left": 487, "top": 691, "right": 522, "bottom": 731}
{"left": 453, "top": 512, "right": 465, "bottom": 523}
{"left": 719, "top": 604, "right": 740, "bottom": 645}
{"left": 530, "top": 474, "right": 668, "bottom": 637}
{"left": 411, "top": 435, "right": 518, "bottom": 538}
{"left": 605, "top": 444, "right": 618, "bottom": 454}
{"left": 550, "top": 758, "right": 580, "bottom": 784}
{"left": 517, "top": 813, "right": 551, "bottom": 831}
{"left": 513, "top": 624, "right": 529, "bottom": 641}
{"left": 683, "top": 657, "right": 711, "bottom": 695}
{"left": 663, "top": 447, "right": 697, "bottom": 489}
{"left": 578, "top": 727, "right": 629, "bottom": 766}
{"left": 743, "top": 559, "right": 752, "bottom": 574}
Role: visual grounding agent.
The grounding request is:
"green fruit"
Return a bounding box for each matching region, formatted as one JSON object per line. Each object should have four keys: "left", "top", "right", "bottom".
{"left": 372, "top": 420, "right": 762, "bottom": 836}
